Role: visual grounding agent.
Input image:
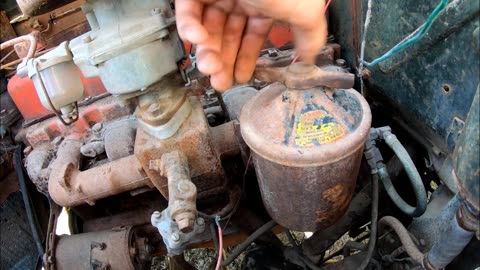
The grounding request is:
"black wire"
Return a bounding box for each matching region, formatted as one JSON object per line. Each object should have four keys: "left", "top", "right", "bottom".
{"left": 286, "top": 230, "right": 325, "bottom": 270}
{"left": 210, "top": 222, "right": 219, "bottom": 253}
{"left": 358, "top": 173, "right": 380, "bottom": 270}
{"left": 14, "top": 146, "right": 45, "bottom": 263}
{"left": 222, "top": 220, "right": 276, "bottom": 266}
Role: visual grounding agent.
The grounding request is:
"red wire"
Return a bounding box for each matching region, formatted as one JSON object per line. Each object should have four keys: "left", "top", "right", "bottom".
{"left": 215, "top": 225, "right": 223, "bottom": 270}
{"left": 291, "top": 55, "right": 300, "bottom": 64}
{"left": 291, "top": 0, "right": 333, "bottom": 64}
{"left": 323, "top": 0, "right": 333, "bottom": 13}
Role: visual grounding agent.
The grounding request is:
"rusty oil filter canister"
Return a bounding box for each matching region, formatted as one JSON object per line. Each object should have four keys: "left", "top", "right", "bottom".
{"left": 240, "top": 81, "right": 371, "bottom": 232}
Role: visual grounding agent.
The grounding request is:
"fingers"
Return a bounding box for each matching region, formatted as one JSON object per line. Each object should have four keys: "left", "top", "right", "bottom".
{"left": 240, "top": 0, "right": 327, "bottom": 63}
{"left": 293, "top": 17, "right": 328, "bottom": 64}
{"left": 196, "top": 7, "right": 227, "bottom": 75}
{"left": 176, "top": 0, "right": 209, "bottom": 43}
{"left": 210, "top": 14, "right": 247, "bottom": 91}
{"left": 234, "top": 17, "right": 273, "bottom": 83}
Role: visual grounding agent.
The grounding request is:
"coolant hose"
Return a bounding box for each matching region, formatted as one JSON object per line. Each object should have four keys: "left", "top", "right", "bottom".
{"left": 378, "top": 216, "right": 424, "bottom": 264}
{"left": 380, "top": 132, "right": 427, "bottom": 217}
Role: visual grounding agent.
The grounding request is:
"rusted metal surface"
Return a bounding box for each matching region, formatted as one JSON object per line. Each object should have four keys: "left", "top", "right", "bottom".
{"left": 210, "top": 120, "right": 241, "bottom": 158}
{"left": 24, "top": 144, "right": 52, "bottom": 194}
{"left": 161, "top": 150, "right": 197, "bottom": 233}
{"left": 0, "top": 33, "right": 37, "bottom": 63}
{"left": 301, "top": 183, "right": 372, "bottom": 263}
{"left": 137, "top": 85, "right": 188, "bottom": 127}
{"left": 240, "top": 78, "right": 371, "bottom": 231}
{"left": 0, "top": 11, "right": 16, "bottom": 43}
{"left": 453, "top": 87, "right": 479, "bottom": 213}
{"left": 16, "top": 94, "right": 133, "bottom": 148}
{"left": 456, "top": 203, "right": 479, "bottom": 233}
{"left": 48, "top": 138, "right": 149, "bottom": 207}
{"left": 54, "top": 226, "right": 151, "bottom": 270}
{"left": 255, "top": 62, "right": 355, "bottom": 90}
{"left": 135, "top": 97, "right": 225, "bottom": 198}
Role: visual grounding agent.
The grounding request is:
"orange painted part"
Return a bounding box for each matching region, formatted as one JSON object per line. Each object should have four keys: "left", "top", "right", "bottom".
{"left": 22, "top": 95, "right": 136, "bottom": 147}
{"left": 268, "top": 22, "right": 294, "bottom": 48}
{"left": 7, "top": 67, "right": 107, "bottom": 122}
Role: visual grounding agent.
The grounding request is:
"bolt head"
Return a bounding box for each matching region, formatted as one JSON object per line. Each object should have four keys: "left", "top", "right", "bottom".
{"left": 196, "top": 217, "right": 205, "bottom": 226}
{"left": 152, "top": 211, "right": 162, "bottom": 218}
{"left": 92, "top": 122, "right": 103, "bottom": 132}
{"left": 171, "top": 233, "right": 180, "bottom": 242}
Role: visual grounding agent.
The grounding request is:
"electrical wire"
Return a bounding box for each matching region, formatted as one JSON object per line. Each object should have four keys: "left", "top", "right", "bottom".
{"left": 362, "top": 0, "right": 448, "bottom": 67}
{"left": 357, "top": 173, "right": 379, "bottom": 270}
{"left": 358, "top": 0, "right": 373, "bottom": 95}
{"left": 323, "top": 0, "right": 332, "bottom": 13}
{"left": 222, "top": 220, "right": 277, "bottom": 266}
{"left": 215, "top": 216, "right": 224, "bottom": 270}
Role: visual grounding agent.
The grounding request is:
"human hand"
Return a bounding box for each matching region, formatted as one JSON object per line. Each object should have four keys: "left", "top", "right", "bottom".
{"left": 176, "top": 0, "right": 328, "bottom": 91}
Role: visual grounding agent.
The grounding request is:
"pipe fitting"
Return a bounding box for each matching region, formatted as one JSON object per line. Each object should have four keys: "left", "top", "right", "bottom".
{"left": 160, "top": 150, "right": 198, "bottom": 233}
{"left": 369, "top": 126, "right": 427, "bottom": 217}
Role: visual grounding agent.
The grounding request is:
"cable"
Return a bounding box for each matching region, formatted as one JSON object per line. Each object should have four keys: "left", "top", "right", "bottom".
{"left": 363, "top": 0, "right": 448, "bottom": 67}
{"left": 286, "top": 230, "right": 325, "bottom": 270}
{"left": 357, "top": 173, "right": 379, "bottom": 270}
{"left": 222, "top": 220, "right": 276, "bottom": 266}
{"left": 215, "top": 216, "right": 223, "bottom": 270}
{"left": 358, "top": 0, "right": 373, "bottom": 95}
{"left": 323, "top": 0, "right": 332, "bottom": 13}
{"left": 378, "top": 216, "right": 423, "bottom": 264}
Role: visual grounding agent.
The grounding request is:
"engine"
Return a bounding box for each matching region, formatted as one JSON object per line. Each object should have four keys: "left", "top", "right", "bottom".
{"left": 0, "top": 0, "right": 478, "bottom": 270}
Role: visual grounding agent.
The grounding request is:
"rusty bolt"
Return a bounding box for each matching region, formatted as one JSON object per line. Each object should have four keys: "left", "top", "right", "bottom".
{"left": 171, "top": 233, "right": 180, "bottom": 242}
{"left": 149, "top": 159, "right": 162, "bottom": 172}
{"left": 362, "top": 68, "right": 371, "bottom": 80}
{"left": 176, "top": 213, "right": 195, "bottom": 233}
{"left": 92, "top": 122, "right": 103, "bottom": 132}
{"left": 23, "top": 146, "right": 33, "bottom": 156}
{"left": 52, "top": 136, "right": 64, "bottom": 146}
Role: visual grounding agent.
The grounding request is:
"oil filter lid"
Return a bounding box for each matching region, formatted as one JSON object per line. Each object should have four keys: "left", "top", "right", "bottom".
{"left": 240, "top": 82, "right": 371, "bottom": 167}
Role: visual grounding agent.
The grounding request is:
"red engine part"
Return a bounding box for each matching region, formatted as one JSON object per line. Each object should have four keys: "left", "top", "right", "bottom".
{"left": 18, "top": 95, "right": 136, "bottom": 147}
{"left": 7, "top": 68, "right": 107, "bottom": 123}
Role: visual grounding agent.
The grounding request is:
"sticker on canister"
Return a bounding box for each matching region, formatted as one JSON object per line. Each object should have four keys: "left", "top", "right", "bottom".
{"left": 295, "top": 110, "right": 345, "bottom": 147}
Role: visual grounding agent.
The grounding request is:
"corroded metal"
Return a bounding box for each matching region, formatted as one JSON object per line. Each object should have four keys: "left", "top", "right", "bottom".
{"left": 255, "top": 62, "right": 355, "bottom": 90}
{"left": 54, "top": 226, "right": 151, "bottom": 270}
{"left": 48, "top": 138, "right": 150, "bottom": 207}
{"left": 161, "top": 150, "right": 197, "bottom": 233}
{"left": 135, "top": 97, "right": 226, "bottom": 198}
{"left": 240, "top": 71, "right": 371, "bottom": 231}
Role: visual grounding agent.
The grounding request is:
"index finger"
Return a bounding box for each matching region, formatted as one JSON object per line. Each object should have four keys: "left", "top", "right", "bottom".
{"left": 176, "top": 0, "right": 209, "bottom": 43}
